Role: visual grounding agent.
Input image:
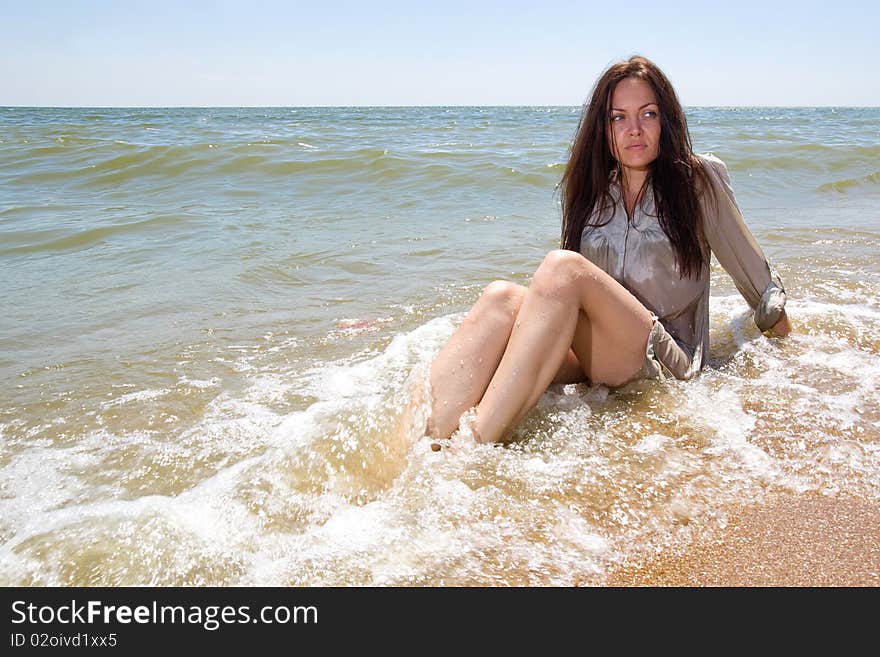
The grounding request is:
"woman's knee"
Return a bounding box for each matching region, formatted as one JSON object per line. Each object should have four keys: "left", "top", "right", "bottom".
{"left": 531, "top": 249, "right": 592, "bottom": 299}
{"left": 478, "top": 280, "right": 525, "bottom": 316}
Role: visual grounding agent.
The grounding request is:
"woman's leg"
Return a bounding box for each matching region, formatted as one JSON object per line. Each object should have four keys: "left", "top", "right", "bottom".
{"left": 427, "top": 281, "right": 526, "bottom": 439}
{"left": 426, "top": 278, "right": 587, "bottom": 439}
{"left": 472, "top": 250, "right": 653, "bottom": 444}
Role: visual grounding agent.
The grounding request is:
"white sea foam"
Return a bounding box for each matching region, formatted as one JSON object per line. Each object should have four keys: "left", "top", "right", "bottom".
{"left": 632, "top": 433, "right": 672, "bottom": 454}
{"left": 101, "top": 388, "right": 171, "bottom": 408}
{"left": 177, "top": 375, "right": 220, "bottom": 389}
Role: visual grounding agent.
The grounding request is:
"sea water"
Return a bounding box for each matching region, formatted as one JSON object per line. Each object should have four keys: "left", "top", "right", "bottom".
{"left": 1, "top": 106, "right": 878, "bottom": 584}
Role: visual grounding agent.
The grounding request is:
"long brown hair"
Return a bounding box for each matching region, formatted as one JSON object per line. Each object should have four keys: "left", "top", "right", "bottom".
{"left": 560, "top": 55, "right": 712, "bottom": 278}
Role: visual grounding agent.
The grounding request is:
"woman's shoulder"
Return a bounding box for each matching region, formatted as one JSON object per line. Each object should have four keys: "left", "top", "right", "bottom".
{"left": 693, "top": 152, "right": 735, "bottom": 194}
{"left": 692, "top": 152, "right": 740, "bottom": 216}
{"left": 695, "top": 152, "right": 729, "bottom": 177}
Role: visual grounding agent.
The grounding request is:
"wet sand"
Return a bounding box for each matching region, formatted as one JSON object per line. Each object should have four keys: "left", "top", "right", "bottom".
{"left": 608, "top": 493, "right": 880, "bottom": 587}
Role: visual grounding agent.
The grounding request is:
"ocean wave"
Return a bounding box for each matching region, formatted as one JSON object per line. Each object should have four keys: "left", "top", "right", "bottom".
{"left": 725, "top": 144, "right": 880, "bottom": 173}
{"left": 817, "top": 171, "right": 880, "bottom": 194}
{"left": 4, "top": 106, "right": 877, "bottom": 196}
{"left": 3, "top": 138, "right": 558, "bottom": 190}
{"left": 0, "top": 213, "right": 192, "bottom": 255}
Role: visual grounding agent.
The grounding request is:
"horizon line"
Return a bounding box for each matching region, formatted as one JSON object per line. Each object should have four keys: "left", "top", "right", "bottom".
{"left": 3, "top": 104, "right": 879, "bottom": 110}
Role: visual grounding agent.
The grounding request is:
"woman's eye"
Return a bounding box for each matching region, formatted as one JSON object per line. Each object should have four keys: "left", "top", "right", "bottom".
{"left": 611, "top": 115, "right": 624, "bottom": 122}
{"left": 643, "top": 110, "right": 658, "bottom": 119}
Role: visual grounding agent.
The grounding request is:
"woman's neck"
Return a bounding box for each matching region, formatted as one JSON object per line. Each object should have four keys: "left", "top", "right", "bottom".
{"left": 620, "top": 167, "right": 650, "bottom": 217}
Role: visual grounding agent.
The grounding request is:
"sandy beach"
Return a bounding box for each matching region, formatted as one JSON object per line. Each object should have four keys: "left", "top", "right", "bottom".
{"left": 608, "top": 493, "right": 880, "bottom": 587}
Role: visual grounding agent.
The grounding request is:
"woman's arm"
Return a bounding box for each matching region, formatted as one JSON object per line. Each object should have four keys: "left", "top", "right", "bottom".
{"left": 700, "top": 154, "right": 790, "bottom": 335}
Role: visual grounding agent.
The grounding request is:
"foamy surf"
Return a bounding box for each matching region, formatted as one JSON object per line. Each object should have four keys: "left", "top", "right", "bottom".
{"left": 2, "top": 290, "right": 877, "bottom": 585}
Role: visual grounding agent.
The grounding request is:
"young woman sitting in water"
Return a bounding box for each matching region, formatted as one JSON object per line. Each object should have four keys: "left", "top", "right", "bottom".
{"left": 425, "top": 55, "right": 791, "bottom": 445}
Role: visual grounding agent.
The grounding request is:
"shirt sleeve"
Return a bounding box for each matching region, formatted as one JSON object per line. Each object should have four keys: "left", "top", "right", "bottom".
{"left": 700, "top": 153, "right": 787, "bottom": 332}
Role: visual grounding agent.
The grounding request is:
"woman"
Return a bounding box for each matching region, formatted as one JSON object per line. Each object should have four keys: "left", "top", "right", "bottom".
{"left": 425, "top": 55, "right": 790, "bottom": 445}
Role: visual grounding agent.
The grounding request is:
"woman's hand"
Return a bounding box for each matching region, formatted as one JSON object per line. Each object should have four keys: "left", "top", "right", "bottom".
{"left": 768, "top": 309, "right": 791, "bottom": 337}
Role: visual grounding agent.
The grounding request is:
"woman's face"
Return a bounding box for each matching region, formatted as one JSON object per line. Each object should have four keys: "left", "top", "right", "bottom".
{"left": 608, "top": 77, "right": 661, "bottom": 173}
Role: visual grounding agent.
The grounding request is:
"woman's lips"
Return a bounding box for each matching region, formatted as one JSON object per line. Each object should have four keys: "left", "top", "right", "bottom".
{"left": 626, "top": 144, "right": 646, "bottom": 150}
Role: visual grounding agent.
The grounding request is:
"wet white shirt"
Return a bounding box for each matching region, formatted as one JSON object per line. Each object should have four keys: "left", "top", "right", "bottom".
{"left": 579, "top": 153, "right": 786, "bottom": 380}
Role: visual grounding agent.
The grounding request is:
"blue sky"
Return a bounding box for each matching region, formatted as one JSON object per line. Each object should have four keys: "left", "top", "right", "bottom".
{"left": 2, "top": 0, "right": 877, "bottom": 106}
